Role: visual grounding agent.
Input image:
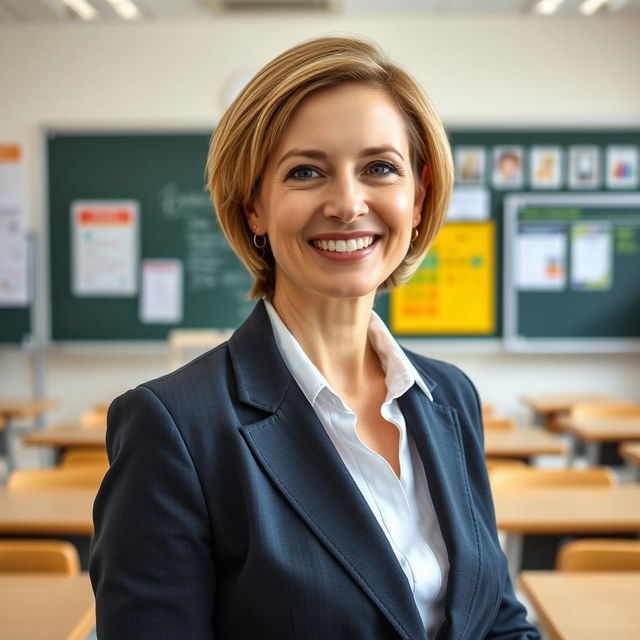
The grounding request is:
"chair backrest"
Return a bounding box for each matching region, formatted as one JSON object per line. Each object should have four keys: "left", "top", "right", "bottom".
{"left": 556, "top": 539, "right": 640, "bottom": 571}
{"left": 489, "top": 466, "right": 616, "bottom": 490}
{"left": 7, "top": 465, "right": 107, "bottom": 491}
{"left": 61, "top": 447, "right": 109, "bottom": 467}
{"left": 481, "top": 404, "right": 494, "bottom": 419}
{"left": 79, "top": 409, "right": 107, "bottom": 429}
{"left": 483, "top": 418, "right": 516, "bottom": 431}
{"left": 571, "top": 402, "right": 640, "bottom": 419}
{"left": 485, "top": 458, "right": 527, "bottom": 473}
{"left": 0, "top": 540, "right": 80, "bottom": 574}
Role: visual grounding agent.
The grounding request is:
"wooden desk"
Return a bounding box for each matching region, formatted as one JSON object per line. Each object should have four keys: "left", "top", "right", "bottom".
{"left": 519, "top": 393, "right": 611, "bottom": 432}
{"left": 519, "top": 571, "right": 640, "bottom": 640}
{"left": 0, "top": 487, "right": 95, "bottom": 537}
{"left": 493, "top": 484, "right": 640, "bottom": 580}
{"left": 557, "top": 415, "right": 640, "bottom": 466}
{"left": 0, "top": 573, "right": 94, "bottom": 640}
{"left": 0, "top": 398, "right": 59, "bottom": 473}
{"left": 620, "top": 442, "right": 640, "bottom": 481}
{"left": 484, "top": 427, "right": 566, "bottom": 461}
{"left": 24, "top": 423, "right": 106, "bottom": 462}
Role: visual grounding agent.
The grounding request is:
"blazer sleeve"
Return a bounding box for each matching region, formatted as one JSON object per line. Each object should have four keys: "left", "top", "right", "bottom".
{"left": 90, "top": 385, "right": 216, "bottom": 639}
{"left": 458, "top": 368, "right": 540, "bottom": 640}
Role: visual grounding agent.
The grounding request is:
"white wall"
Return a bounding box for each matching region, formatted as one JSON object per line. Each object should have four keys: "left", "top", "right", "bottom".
{"left": 1, "top": 15, "right": 639, "bottom": 426}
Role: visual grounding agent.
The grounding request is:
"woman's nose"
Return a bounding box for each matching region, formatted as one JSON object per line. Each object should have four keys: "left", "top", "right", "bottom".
{"left": 322, "top": 175, "right": 368, "bottom": 222}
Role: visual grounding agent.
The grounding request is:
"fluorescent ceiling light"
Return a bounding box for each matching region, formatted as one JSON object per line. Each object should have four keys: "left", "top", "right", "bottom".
{"left": 63, "top": 0, "right": 98, "bottom": 20}
{"left": 578, "top": 0, "right": 609, "bottom": 14}
{"left": 533, "top": 0, "right": 565, "bottom": 14}
{"left": 107, "top": 0, "right": 142, "bottom": 20}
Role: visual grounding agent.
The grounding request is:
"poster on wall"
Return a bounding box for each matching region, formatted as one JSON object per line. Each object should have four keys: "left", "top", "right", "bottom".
{"left": 139, "top": 259, "right": 183, "bottom": 324}
{"left": 390, "top": 221, "right": 495, "bottom": 335}
{"left": 571, "top": 223, "right": 612, "bottom": 291}
{"left": 515, "top": 228, "right": 566, "bottom": 291}
{"left": 71, "top": 200, "right": 139, "bottom": 296}
{"left": 0, "top": 143, "right": 29, "bottom": 307}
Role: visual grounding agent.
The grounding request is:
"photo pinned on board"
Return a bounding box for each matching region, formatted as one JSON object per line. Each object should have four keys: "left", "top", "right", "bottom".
{"left": 492, "top": 146, "right": 524, "bottom": 190}
{"left": 530, "top": 146, "right": 562, "bottom": 189}
{"left": 454, "top": 147, "right": 486, "bottom": 186}
{"left": 606, "top": 146, "right": 639, "bottom": 189}
{"left": 568, "top": 146, "right": 600, "bottom": 190}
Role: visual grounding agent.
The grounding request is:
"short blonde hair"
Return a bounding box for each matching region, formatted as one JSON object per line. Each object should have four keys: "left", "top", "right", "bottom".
{"left": 206, "top": 36, "right": 453, "bottom": 298}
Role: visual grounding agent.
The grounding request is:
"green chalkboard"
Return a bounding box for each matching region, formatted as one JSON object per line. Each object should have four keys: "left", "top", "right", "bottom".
{"left": 46, "top": 128, "right": 640, "bottom": 344}
{"left": 47, "top": 132, "right": 254, "bottom": 341}
{"left": 504, "top": 193, "right": 640, "bottom": 348}
{"left": 0, "top": 307, "right": 31, "bottom": 344}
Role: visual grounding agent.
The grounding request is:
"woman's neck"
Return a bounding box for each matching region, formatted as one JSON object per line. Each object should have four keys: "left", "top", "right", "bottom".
{"left": 270, "top": 287, "right": 381, "bottom": 398}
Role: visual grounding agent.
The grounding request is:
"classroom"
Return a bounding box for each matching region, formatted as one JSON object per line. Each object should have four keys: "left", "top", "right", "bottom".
{"left": 1, "top": 1, "right": 640, "bottom": 639}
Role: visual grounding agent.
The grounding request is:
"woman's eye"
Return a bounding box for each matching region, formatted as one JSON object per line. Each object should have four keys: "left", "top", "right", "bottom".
{"left": 368, "top": 162, "right": 398, "bottom": 176}
{"left": 288, "top": 166, "right": 320, "bottom": 180}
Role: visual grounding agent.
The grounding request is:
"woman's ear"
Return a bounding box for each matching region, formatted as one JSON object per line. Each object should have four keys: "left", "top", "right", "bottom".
{"left": 244, "top": 200, "right": 263, "bottom": 235}
{"left": 414, "top": 164, "right": 431, "bottom": 218}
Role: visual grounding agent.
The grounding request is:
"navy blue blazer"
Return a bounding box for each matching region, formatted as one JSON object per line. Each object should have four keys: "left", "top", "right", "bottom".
{"left": 90, "top": 300, "right": 539, "bottom": 639}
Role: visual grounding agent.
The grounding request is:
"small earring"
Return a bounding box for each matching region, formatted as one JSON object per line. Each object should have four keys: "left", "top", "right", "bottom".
{"left": 253, "top": 233, "right": 267, "bottom": 249}
{"left": 411, "top": 228, "right": 419, "bottom": 242}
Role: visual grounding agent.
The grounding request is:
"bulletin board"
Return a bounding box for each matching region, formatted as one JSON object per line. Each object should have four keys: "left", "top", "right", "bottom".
{"left": 376, "top": 127, "right": 640, "bottom": 341}
{"left": 504, "top": 193, "right": 640, "bottom": 352}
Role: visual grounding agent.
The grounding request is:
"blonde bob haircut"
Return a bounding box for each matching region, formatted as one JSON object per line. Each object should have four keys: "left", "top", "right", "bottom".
{"left": 206, "top": 35, "right": 453, "bottom": 298}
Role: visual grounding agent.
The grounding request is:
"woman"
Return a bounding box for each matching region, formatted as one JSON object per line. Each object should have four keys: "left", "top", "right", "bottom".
{"left": 90, "top": 36, "right": 539, "bottom": 639}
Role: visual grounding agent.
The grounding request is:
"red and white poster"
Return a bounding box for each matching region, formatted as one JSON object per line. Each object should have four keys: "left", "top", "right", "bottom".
{"left": 71, "top": 201, "right": 138, "bottom": 296}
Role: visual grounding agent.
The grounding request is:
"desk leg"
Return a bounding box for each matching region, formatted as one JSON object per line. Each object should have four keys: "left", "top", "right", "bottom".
{"left": 504, "top": 533, "right": 523, "bottom": 587}
{"left": 585, "top": 441, "right": 600, "bottom": 467}
{"left": 4, "top": 417, "right": 17, "bottom": 475}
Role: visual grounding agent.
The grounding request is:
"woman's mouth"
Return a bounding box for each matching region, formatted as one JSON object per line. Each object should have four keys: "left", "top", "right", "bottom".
{"left": 310, "top": 235, "right": 377, "bottom": 253}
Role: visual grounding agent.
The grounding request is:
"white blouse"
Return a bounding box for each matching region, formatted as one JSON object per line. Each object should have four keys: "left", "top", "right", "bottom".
{"left": 264, "top": 300, "right": 449, "bottom": 638}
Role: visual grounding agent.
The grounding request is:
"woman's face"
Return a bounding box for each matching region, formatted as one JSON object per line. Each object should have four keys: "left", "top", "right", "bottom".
{"left": 247, "top": 83, "right": 427, "bottom": 303}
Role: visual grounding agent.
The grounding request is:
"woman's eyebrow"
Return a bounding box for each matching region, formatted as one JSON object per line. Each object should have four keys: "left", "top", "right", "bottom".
{"left": 277, "top": 146, "right": 404, "bottom": 168}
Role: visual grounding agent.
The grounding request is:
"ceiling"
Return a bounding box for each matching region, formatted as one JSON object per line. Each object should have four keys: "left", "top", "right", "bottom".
{"left": 0, "top": 0, "right": 639, "bottom": 22}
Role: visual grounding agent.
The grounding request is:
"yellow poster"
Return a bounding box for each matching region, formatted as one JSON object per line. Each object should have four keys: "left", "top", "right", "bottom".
{"left": 391, "top": 221, "right": 495, "bottom": 334}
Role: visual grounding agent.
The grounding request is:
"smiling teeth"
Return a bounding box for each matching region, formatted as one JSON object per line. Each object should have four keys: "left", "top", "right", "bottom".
{"left": 312, "top": 236, "right": 375, "bottom": 252}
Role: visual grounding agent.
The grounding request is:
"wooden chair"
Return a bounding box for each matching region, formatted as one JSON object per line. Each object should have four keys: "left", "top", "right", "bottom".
{"left": 0, "top": 539, "right": 80, "bottom": 574}
{"left": 556, "top": 539, "right": 640, "bottom": 571}
{"left": 485, "top": 458, "right": 527, "bottom": 473}
{"left": 61, "top": 447, "right": 108, "bottom": 467}
{"left": 483, "top": 418, "right": 516, "bottom": 431}
{"left": 7, "top": 465, "right": 107, "bottom": 491}
{"left": 489, "top": 466, "right": 616, "bottom": 490}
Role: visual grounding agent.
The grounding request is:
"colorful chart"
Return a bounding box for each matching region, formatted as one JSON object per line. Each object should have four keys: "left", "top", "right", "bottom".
{"left": 391, "top": 221, "right": 495, "bottom": 334}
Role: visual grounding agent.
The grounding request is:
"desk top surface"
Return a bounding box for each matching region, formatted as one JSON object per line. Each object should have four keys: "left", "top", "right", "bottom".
{"left": 484, "top": 427, "right": 566, "bottom": 458}
{"left": 0, "top": 398, "right": 59, "bottom": 419}
{"left": 557, "top": 415, "right": 640, "bottom": 441}
{"left": 519, "top": 393, "right": 612, "bottom": 414}
{"left": 519, "top": 571, "right": 640, "bottom": 640}
{"left": 0, "top": 487, "right": 95, "bottom": 535}
{"left": 0, "top": 573, "right": 94, "bottom": 640}
{"left": 23, "top": 424, "right": 106, "bottom": 448}
{"left": 493, "top": 484, "right": 640, "bottom": 534}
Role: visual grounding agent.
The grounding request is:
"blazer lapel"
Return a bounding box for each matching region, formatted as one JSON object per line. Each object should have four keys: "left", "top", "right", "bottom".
{"left": 398, "top": 385, "right": 481, "bottom": 640}
{"left": 230, "top": 302, "right": 425, "bottom": 640}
